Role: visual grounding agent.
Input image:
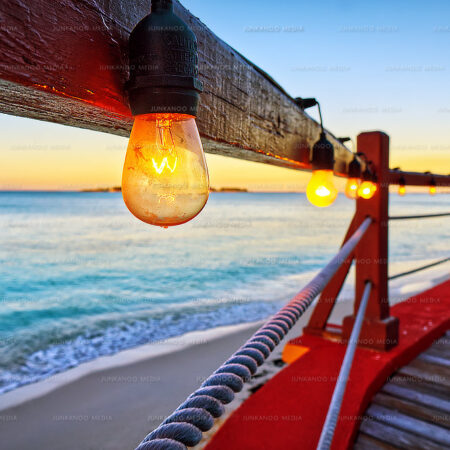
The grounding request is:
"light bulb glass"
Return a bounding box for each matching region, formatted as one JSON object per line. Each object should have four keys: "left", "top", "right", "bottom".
{"left": 306, "top": 170, "right": 338, "bottom": 207}
{"left": 429, "top": 185, "right": 436, "bottom": 195}
{"left": 398, "top": 185, "right": 406, "bottom": 196}
{"left": 345, "top": 178, "right": 360, "bottom": 199}
{"left": 122, "top": 113, "right": 209, "bottom": 227}
{"left": 358, "top": 181, "right": 377, "bottom": 199}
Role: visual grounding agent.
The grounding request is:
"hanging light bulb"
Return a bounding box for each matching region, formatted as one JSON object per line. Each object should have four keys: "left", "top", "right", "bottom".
{"left": 122, "top": 114, "right": 209, "bottom": 227}
{"left": 358, "top": 181, "right": 377, "bottom": 199}
{"left": 357, "top": 167, "right": 377, "bottom": 200}
{"left": 306, "top": 132, "right": 337, "bottom": 207}
{"left": 345, "top": 179, "right": 360, "bottom": 199}
{"left": 429, "top": 179, "right": 437, "bottom": 195}
{"left": 345, "top": 155, "right": 362, "bottom": 199}
{"left": 122, "top": 0, "right": 209, "bottom": 227}
{"left": 398, "top": 177, "right": 406, "bottom": 196}
{"left": 307, "top": 170, "right": 338, "bottom": 207}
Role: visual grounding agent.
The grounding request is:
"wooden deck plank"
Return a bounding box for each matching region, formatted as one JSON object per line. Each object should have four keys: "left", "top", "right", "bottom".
{"left": 397, "top": 365, "right": 450, "bottom": 391}
{"left": 358, "top": 418, "right": 444, "bottom": 450}
{"left": 389, "top": 373, "right": 450, "bottom": 400}
{"left": 372, "top": 392, "right": 450, "bottom": 427}
{"left": 355, "top": 330, "right": 450, "bottom": 449}
{"left": 425, "top": 339, "right": 450, "bottom": 358}
{"left": 354, "top": 433, "right": 398, "bottom": 450}
{"left": 424, "top": 346, "right": 450, "bottom": 359}
{"left": 418, "top": 352, "right": 450, "bottom": 368}
{"left": 366, "top": 404, "right": 450, "bottom": 447}
{"left": 380, "top": 382, "right": 450, "bottom": 414}
{"left": 408, "top": 357, "right": 450, "bottom": 379}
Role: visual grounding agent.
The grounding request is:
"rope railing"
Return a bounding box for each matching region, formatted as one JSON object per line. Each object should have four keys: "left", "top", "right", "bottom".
{"left": 389, "top": 257, "right": 450, "bottom": 281}
{"left": 389, "top": 212, "right": 450, "bottom": 220}
{"left": 135, "top": 217, "right": 373, "bottom": 450}
{"left": 316, "top": 281, "right": 373, "bottom": 450}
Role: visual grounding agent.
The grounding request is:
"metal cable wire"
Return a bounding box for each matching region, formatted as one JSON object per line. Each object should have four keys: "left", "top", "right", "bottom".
{"left": 136, "top": 217, "right": 373, "bottom": 450}
{"left": 316, "top": 281, "right": 373, "bottom": 450}
{"left": 389, "top": 257, "right": 450, "bottom": 281}
{"left": 389, "top": 212, "right": 450, "bottom": 220}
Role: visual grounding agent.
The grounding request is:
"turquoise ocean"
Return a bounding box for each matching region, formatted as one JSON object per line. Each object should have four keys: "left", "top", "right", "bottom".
{"left": 0, "top": 192, "right": 449, "bottom": 394}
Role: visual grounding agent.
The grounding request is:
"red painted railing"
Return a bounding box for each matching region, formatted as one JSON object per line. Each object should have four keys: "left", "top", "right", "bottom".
{"left": 135, "top": 131, "right": 450, "bottom": 450}
{"left": 305, "top": 131, "right": 450, "bottom": 351}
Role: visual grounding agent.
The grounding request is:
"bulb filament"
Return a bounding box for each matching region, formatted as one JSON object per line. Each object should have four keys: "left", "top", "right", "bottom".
{"left": 152, "top": 156, "right": 178, "bottom": 174}
{"left": 151, "top": 118, "right": 178, "bottom": 175}
{"left": 316, "top": 186, "right": 331, "bottom": 197}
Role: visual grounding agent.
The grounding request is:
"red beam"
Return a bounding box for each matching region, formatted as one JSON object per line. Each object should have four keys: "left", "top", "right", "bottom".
{"left": 388, "top": 170, "right": 450, "bottom": 187}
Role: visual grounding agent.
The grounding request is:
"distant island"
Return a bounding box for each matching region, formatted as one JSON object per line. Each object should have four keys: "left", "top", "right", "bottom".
{"left": 81, "top": 186, "right": 248, "bottom": 193}
{"left": 210, "top": 187, "right": 248, "bottom": 193}
{"left": 81, "top": 186, "right": 122, "bottom": 193}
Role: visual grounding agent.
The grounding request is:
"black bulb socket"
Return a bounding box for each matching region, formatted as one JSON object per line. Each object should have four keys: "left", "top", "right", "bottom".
{"left": 311, "top": 132, "right": 335, "bottom": 171}
{"left": 295, "top": 97, "right": 318, "bottom": 110}
{"left": 127, "top": 0, "right": 203, "bottom": 117}
{"left": 361, "top": 167, "right": 376, "bottom": 182}
{"left": 348, "top": 156, "right": 362, "bottom": 178}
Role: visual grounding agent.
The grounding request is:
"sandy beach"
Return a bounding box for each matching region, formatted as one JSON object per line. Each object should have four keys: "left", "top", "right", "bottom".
{"left": 1, "top": 265, "right": 449, "bottom": 450}
{"left": 0, "top": 322, "right": 266, "bottom": 450}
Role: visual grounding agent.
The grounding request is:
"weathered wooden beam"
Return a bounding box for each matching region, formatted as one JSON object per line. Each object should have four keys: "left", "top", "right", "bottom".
{"left": 0, "top": 0, "right": 355, "bottom": 174}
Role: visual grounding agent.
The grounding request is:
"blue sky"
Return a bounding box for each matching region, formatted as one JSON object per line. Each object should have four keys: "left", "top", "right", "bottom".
{"left": 183, "top": 0, "right": 450, "bottom": 148}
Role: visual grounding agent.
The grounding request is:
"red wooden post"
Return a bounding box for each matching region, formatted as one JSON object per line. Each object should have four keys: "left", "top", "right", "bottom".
{"left": 342, "top": 132, "right": 399, "bottom": 350}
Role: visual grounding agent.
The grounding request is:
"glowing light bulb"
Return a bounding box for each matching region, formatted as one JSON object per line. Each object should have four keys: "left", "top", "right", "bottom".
{"left": 345, "top": 178, "right": 360, "bottom": 199}
{"left": 398, "top": 185, "right": 406, "bottom": 196}
{"left": 358, "top": 181, "right": 377, "bottom": 199}
{"left": 122, "top": 113, "right": 209, "bottom": 227}
{"left": 306, "top": 170, "right": 338, "bottom": 207}
{"left": 429, "top": 185, "right": 436, "bottom": 195}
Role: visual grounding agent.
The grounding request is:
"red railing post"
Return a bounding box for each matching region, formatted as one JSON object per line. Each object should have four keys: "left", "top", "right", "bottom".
{"left": 342, "top": 131, "right": 399, "bottom": 350}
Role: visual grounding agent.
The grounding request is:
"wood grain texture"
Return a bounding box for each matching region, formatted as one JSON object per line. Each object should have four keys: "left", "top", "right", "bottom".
{"left": 354, "top": 332, "right": 450, "bottom": 449}
{"left": 0, "top": 0, "right": 355, "bottom": 173}
{"left": 372, "top": 392, "right": 450, "bottom": 427}
{"left": 358, "top": 418, "right": 444, "bottom": 450}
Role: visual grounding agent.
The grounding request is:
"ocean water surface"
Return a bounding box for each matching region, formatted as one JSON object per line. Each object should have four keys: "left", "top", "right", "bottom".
{"left": 0, "top": 192, "right": 449, "bottom": 394}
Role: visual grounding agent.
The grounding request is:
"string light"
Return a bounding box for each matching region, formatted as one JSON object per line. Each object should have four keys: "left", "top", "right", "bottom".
{"left": 398, "top": 177, "right": 406, "bottom": 196}
{"left": 358, "top": 166, "right": 377, "bottom": 200}
{"left": 345, "top": 155, "right": 362, "bottom": 199}
{"left": 429, "top": 179, "right": 437, "bottom": 195}
{"left": 297, "top": 98, "right": 338, "bottom": 207}
{"left": 122, "top": 0, "right": 209, "bottom": 227}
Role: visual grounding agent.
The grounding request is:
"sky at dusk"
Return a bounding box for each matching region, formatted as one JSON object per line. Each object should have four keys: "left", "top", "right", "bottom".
{"left": 0, "top": 0, "right": 449, "bottom": 191}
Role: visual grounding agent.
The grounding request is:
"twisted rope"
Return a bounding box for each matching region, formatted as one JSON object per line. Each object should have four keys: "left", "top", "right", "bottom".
{"left": 136, "top": 217, "right": 373, "bottom": 450}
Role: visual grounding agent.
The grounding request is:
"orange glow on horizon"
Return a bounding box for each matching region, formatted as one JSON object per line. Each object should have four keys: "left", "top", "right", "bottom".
{"left": 0, "top": 112, "right": 449, "bottom": 193}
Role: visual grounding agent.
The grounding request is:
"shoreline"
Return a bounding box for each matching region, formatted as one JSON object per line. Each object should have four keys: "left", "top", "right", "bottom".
{"left": 0, "top": 320, "right": 265, "bottom": 413}
{"left": 1, "top": 260, "right": 448, "bottom": 412}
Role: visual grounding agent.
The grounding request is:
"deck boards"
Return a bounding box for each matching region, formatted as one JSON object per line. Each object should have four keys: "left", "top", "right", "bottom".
{"left": 354, "top": 332, "right": 450, "bottom": 449}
